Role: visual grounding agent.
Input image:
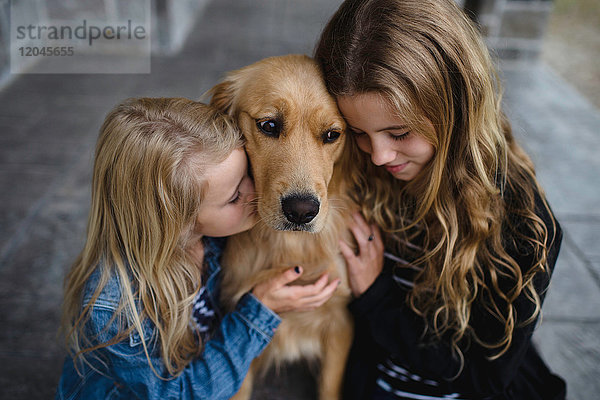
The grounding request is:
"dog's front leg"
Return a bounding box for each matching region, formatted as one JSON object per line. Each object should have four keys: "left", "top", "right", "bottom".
{"left": 318, "top": 311, "right": 353, "bottom": 400}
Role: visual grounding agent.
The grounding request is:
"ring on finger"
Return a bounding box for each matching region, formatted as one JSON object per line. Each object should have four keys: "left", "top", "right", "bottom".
{"left": 368, "top": 233, "right": 375, "bottom": 241}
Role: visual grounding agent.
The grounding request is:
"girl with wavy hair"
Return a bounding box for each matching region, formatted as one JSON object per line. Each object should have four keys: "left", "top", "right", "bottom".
{"left": 55, "top": 98, "right": 339, "bottom": 399}
{"left": 316, "top": 0, "right": 565, "bottom": 399}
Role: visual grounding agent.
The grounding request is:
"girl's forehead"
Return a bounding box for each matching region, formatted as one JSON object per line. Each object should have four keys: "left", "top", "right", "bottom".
{"left": 338, "top": 94, "right": 406, "bottom": 123}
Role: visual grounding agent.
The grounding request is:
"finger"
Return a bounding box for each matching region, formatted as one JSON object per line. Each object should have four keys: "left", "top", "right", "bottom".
{"left": 339, "top": 240, "right": 356, "bottom": 263}
{"left": 273, "top": 266, "right": 303, "bottom": 287}
{"left": 350, "top": 223, "right": 370, "bottom": 255}
{"left": 306, "top": 272, "right": 329, "bottom": 293}
{"left": 370, "top": 223, "right": 385, "bottom": 251}
{"left": 300, "top": 284, "right": 340, "bottom": 310}
{"left": 353, "top": 212, "right": 372, "bottom": 235}
{"left": 302, "top": 279, "right": 340, "bottom": 304}
{"left": 293, "top": 273, "right": 329, "bottom": 297}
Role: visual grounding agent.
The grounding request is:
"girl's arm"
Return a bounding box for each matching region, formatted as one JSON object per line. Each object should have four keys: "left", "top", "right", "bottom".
{"left": 84, "top": 267, "right": 339, "bottom": 400}
{"left": 87, "top": 292, "right": 279, "bottom": 400}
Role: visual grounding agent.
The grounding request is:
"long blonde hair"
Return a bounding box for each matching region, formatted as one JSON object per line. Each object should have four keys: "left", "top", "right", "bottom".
{"left": 61, "top": 98, "right": 243, "bottom": 376}
{"left": 316, "top": 0, "right": 556, "bottom": 363}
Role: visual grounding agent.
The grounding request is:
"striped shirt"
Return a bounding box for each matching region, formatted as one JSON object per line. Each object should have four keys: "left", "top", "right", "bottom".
{"left": 375, "top": 246, "right": 470, "bottom": 400}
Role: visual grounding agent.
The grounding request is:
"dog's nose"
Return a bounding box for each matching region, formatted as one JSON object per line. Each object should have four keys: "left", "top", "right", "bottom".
{"left": 281, "top": 194, "right": 320, "bottom": 225}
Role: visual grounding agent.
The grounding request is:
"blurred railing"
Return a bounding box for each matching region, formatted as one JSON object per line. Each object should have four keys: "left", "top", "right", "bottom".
{"left": 0, "top": 0, "right": 555, "bottom": 89}
{"left": 464, "top": 0, "right": 555, "bottom": 60}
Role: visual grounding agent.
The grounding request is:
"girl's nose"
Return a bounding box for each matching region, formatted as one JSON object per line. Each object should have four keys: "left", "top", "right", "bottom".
{"left": 370, "top": 139, "right": 396, "bottom": 166}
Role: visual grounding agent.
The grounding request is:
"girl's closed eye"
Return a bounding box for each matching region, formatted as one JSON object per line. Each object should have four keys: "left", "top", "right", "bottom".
{"left": 390, "top": 131, "right": 411, "bottom": 141}
{"left": 229, "top": 191, "right": 241, "bottom": 204}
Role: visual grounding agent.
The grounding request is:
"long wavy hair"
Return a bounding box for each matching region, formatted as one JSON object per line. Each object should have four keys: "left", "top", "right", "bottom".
{"left": 61, "top": 98, "right": 243, "bottom": 377}
{"left": 316, "top": 0, "right": 556, "bottom": 363}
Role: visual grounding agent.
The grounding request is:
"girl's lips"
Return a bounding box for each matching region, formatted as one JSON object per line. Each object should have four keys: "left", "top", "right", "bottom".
{"left": 385, "top": 162, "right": 408, "bottom": 174}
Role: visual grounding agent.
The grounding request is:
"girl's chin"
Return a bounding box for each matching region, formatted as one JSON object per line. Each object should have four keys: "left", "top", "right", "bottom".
{"left": 388, "top": 170, "right": 414, "bottom": 181}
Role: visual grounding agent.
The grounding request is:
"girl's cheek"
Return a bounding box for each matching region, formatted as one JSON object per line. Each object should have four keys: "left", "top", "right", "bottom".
{"left": 247, "top": 177, "right": 256, "bottom": 193}
{"left": 241, "top": 175, "right": 255, "bottom": 194}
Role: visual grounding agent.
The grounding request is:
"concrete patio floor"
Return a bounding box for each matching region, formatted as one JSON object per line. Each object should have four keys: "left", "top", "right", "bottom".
{"left": 0, "top": 0, "right": 598, "bottom": 399}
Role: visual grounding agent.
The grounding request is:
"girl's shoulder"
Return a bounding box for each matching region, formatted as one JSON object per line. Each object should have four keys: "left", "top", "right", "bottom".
{"left": 82, "top": 262, "right": 123, "bottom": 311}
{"left": 503, "top": 176, "right": 556, "bottom": 221}
{"left": 498, "top": 175, "right": 560, "bottom": 246}
{"left": 500, "top": 180, "right": 563, "bottom": 276}
{"left": 80, "top": 263, "right": 156, "bottom": 346}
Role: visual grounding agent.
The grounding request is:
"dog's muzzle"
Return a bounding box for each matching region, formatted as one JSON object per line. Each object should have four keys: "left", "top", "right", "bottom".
{"left": 281, "top": 194, "right": 320, "bottom": 225}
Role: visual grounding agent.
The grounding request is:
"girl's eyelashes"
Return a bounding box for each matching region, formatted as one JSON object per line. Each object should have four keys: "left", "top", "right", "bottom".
{"left": 229, "top": 191, "right": 241, "bottom": 204}
{"left": 390, "top": 131, "right": 411, "bottom": 141}
{"left": 350, "top": 128, "right": 411, "bottom": 141}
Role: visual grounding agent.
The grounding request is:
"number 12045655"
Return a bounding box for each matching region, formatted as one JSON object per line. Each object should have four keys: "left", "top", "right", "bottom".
{"left": 18, "top": 46, "right": 74, "bottom": 57}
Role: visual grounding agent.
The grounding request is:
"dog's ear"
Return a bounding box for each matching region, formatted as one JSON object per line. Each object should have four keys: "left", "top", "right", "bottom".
{"left": 208, "top": 80, "right": 236, "bottom": 115}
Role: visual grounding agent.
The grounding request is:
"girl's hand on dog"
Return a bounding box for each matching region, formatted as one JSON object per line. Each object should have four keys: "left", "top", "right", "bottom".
{"left": 252, "top": 267, "right": 340, "bottom": 314}
{"left": 339, "top": 212, "right": 384, "bottom": 297}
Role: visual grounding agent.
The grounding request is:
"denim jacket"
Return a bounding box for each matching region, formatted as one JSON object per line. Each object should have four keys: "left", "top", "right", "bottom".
{"left": 55, "top": 237, "right": 281, "bottom": 400}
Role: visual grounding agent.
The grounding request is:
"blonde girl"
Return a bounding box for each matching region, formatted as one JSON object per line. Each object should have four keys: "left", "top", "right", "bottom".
{"left": 55, "top": 98, "right": 339, "bottom": 399}
{"left": 316, "top": 0, "right": 565, "bottom": 399}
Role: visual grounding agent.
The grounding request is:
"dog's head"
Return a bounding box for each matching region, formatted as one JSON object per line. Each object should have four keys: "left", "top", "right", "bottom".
{"left": 209, "top": 54, "right": 347, "bottom": 233}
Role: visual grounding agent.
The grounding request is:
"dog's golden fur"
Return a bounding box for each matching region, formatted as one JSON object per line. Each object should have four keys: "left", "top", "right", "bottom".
{"left": 208, "top": 54, "right": 354, "bottom": 400}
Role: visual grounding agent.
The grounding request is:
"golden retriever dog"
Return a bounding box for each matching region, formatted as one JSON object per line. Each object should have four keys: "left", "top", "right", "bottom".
{"left": 208, "top": 54, "right": 355, "bottom": 400}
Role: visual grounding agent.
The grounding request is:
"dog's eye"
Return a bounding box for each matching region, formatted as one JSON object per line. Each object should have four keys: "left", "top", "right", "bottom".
{"left": 322, "top": 130, "right": 341, "bottom": 144}
{"left": 256, "top": 119, "right": 281, "bottom": 138}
